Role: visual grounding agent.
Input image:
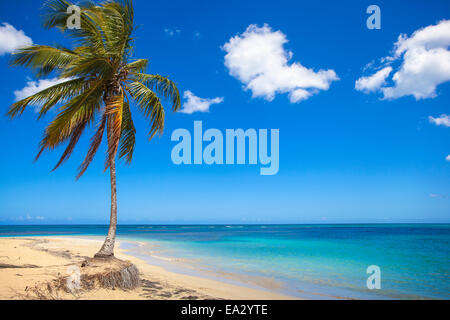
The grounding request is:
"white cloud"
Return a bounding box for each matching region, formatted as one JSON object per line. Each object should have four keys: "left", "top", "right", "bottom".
{"left": 14, "top": 77, "right": 72, "bottom": 104}
{"left": 355, "top": 66, "right": 392, "bottom": 92}
{"left": 357, "top": 20, "right": 450, "bottom": 100}
{"left": 180, "top": 90, "right": 224, "bottom": 114}
{"left": 0, "top": 22, "right": 32, "bottom": 55}
{"left": 20, "top": 215, "right": 45, "bottom": 221}
{"left": 429, "top": 114, "right": 450, "bottom": 127}
{"left": 430, "top": 193, "right": 448, "bottom": 198}
{"left": 222, "top": 24, "right": 338, "bottom": 103}
{"left": 447, "top": 155, "right": 450, "bottom": 162}
{"left": 164, "top": 28, "right": 180, "bottom": 37}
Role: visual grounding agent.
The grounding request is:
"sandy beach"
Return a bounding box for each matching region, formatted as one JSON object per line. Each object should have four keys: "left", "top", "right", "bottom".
{"left": 0, "top": 237, "right": 295, "bottom": 300}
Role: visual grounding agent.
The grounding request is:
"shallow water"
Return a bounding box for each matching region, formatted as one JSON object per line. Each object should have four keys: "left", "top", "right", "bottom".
{"left": 1, "top": 224, "right": 449, "bottom": 299}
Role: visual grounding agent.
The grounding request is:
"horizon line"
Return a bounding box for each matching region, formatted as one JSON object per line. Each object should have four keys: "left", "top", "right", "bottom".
{"left": 1, "top": 222, "right": 449, "bottom": 226}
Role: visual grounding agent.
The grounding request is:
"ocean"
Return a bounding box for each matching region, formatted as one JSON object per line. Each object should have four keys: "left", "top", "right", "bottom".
{"left": 0, "top": 224, "right": 449, "bottom": 299}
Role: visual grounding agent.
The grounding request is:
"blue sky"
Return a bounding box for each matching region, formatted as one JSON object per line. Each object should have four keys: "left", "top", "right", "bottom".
{"left": 0, "top": 0, "right": 449, "bottom": 224}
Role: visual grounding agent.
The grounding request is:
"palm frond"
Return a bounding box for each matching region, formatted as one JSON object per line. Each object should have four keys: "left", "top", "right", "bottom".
{"left": 104, "top": 92, "right": 124, "bottom": 169}
{"left": 52, "top": 120, "right": 88, "bottom": 171}
{"left": 118, "top": 100, "right": 136, "bottom": 163}
{"left": 10, "top": 45, "right": 79, "bottom": 77}
{"left": 77, "top": 112, "right": 107, "bottom": 179}
{"left": 42, "top": 0, "right": 75, "bottom": 30}
{"left": 102, "top": 0, "right": 134, "bottom": 57}
{"left": 126, "top": 59, "right": 148, "bottom": 73}
{"left": 35, "top": 81, "right": 103, "bottom": 160}
{"left": 61, "top": 56, "right": 114, "bottom": 78}
{"left": 131, "top": 73, "right": 180, "bottom": 111}
{"left": 127, "top": 81, "right": 165, "bottom": 139}
{"left": 7, "top": 77, "right": 87, "bottom": 119}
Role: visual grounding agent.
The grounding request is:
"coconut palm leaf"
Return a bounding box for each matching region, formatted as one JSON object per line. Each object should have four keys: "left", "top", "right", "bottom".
{"left": 118, "top": 100, "right": 136, "bottom": 163}
{"left": 126, "top": 81, "right": 165, "bottom": 139}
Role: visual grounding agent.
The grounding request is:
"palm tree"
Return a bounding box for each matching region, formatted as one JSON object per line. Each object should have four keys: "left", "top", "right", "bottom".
{"left": 7, "top": 0, "right": 181, "bottom": 258}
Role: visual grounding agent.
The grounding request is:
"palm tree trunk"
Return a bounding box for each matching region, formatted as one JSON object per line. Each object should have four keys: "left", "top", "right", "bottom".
{"left": 95, "top": 157, "right": 117, "bottom": 258}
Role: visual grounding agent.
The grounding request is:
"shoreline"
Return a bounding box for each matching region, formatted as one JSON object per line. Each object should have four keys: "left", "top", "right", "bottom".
{"left": 118, "top": 238, "right": 298, "bottom": 298}
{"left": 0, "top": 236, "right": 296, "bottom": 300}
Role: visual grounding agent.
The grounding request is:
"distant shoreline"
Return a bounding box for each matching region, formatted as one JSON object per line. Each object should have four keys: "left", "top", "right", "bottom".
{"left": 2, "top": 222, "right": 450, "bottom": 227}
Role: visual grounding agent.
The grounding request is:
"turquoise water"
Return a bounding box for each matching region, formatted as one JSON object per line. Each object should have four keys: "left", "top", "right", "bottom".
{"left": 0, "top": 224, "right": 449, "bottom": 299}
